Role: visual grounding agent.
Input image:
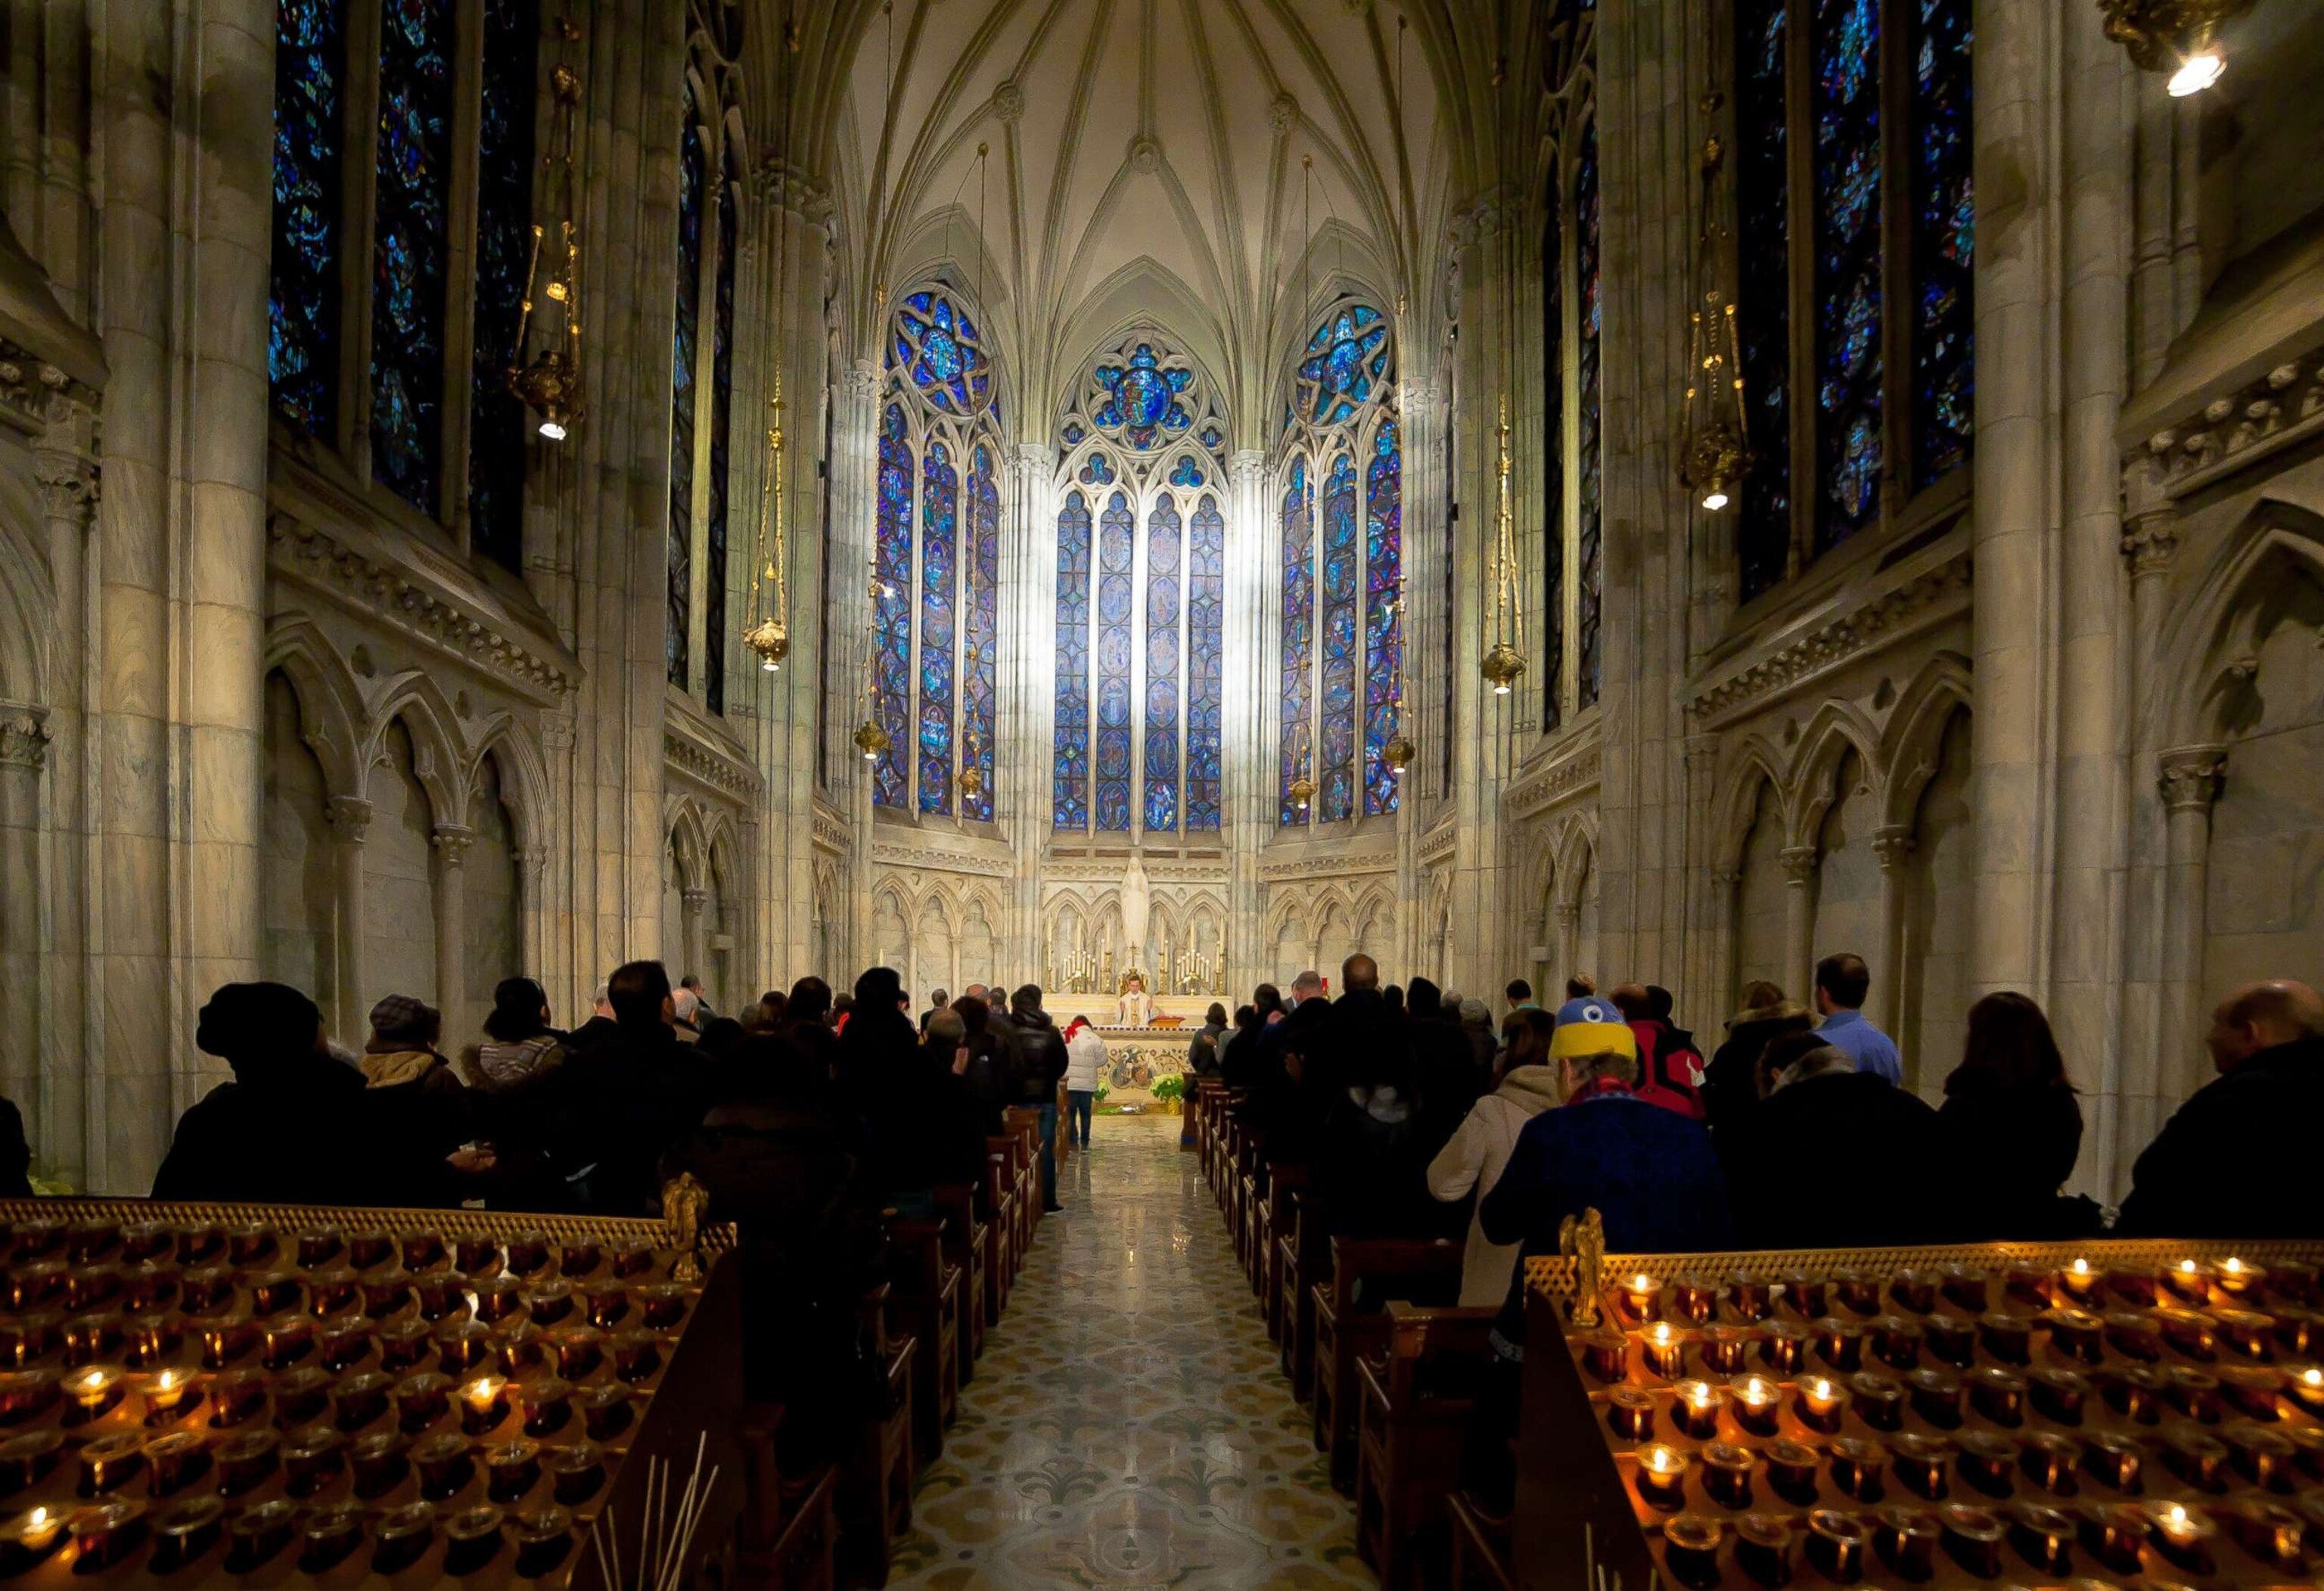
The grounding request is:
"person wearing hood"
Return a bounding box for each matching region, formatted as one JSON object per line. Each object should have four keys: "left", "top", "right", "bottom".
{"left": 1064, "top": 1015, "right": 1106, "bottom": 1150}
{"left": 359, "top": 995, "right": 477, "bottom": 1204}
{"left": 154, "top": 983, "right": 431, "bottom": 1204}
{"left": 1008, "top": 984, "right": 1069, "bottom": 1211}
{"left": 1428, "top": 1006, "right": 1564, "bottom": 1304}
{"left": 1456, "top": 996, "right": 1499, "bottom": 1077}
{"left": 1703, "top": 981, "right": 1814, "bottom": 1132}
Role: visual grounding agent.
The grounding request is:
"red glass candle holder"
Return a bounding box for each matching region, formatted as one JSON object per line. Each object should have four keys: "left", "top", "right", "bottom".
{"left": 306, "top": 1266, "right": 359, "bottom": 1316}
{"left": 475, "top": 1275, "right": 526, "bottom": 1325}
{"left": 378, "top": 1317, "right": 432, "bottom": 1372}
{"left": 66, "top": 1500, "right": 144, "bottom": 1570}
{"left": 1873, "top": 1506, "right": 1938, "bottom": 1579}
{"left": 1831, "top": 1267, "right": 1882, "bottom": 1317}
{"left": 611, "top": 1328, "right": 662, "bottom": 1383}
{"left": 2075, "top": 1499, "right": 2148, "bottom": 1571}
{"left": 1735, "top": 1512, "right": 1791, "bottom": 1586}
{"left": 178, "top": 1266, "right": 233, "bottom": 1316}
{"left": 2006, "top": 1501, "right": 2074, "bottom": 1573}
{"left": 1608, "top": 1387, "right": 1655, "bottom": 1441}
{"left": 1729, "top": 1374, "right": 1780, "bottom": 1436}
{"left": 360, "top": 1270, "right": 413, "bottom": 1320}
{"left": 1940, "top": 1267, "right": 1990, "bottom": 1316}
{"left": 2043, "top": 1306, "right": 2103, "bottom": 1365}
{"left": 319, "top": 1318, "right": 375, "bottom": 1373}
{"left": 507, "top": 1232, "right": 551, "bottom": 1276}
{"left": 1699, "top": 1325, "right": 1750, "bottom": 1376}
{"left": 172, "top": 1225, "right": 224, "bottom": 1266}
{"left": 551, "top": 1325, "right": 604, "bottom": 1381}
{"left": 2030, "top": 1366, "right": 2089, "bottom": 1426}
{"left": 1662, "top": 1513, "right": 1725, "bottom": 1589}
{"left": 270, "top": 1365, "right": 334, "bottom": 1427}
{"left": 613, "top": 1241, "right": 657, "bottom": 1279}
{"left": 1846, "top": 1372, "right": 1904, "bottom": 1431}
{"left": 457, "top": 1236, "right": 500, "bottom": 1276}
{"left": 1759, "top": 1322, "right": 1807, "bottom": 1376}
{"left": 332, "top": 1369, "right": 396, "bottom": 1433}
{"left": 483, "top": 1437, "right": 541, "bottom": 1503}
{"left": 637, "top": 1283, "right": 688, "bottom": 1329}
{"left": 1967, "top": 1366, "right": 2027, "bottom": 1427}
{"left": 437, "top": 1321, "right": 492, "bottom": 1375}
{"left": 224, "top": 1497, "right": 295, "bottom": 1568}
{"left": 294, "top": 1228, "right": 342, "bottom": 1269}
{"left": 415, "top": 1431, "right": 474, "bottom": 1501}
{"left": 2017, "top": 1431, "right": 2080, "bottom": 1495}
{"left": 2160, "top": 1421, "right": 2228, "bottom": 1490}
{"left": 2223, "top": 1420, "right": 2294, "bottom": 1488}
{"left": 207, "top": 1369, "right": 268, "bottom": 1428}
{"left": 545, "top": 1440, "right": 604, "bottom": 1504}
{"left": 1804, "top": 1509, "right": 1867, "bottom": 1582}
{"left": 76, "top": 1431, "right": 144, "bottom": 1493}
{"left": 258, "top": 1311, "right": 312, "bottom": 1369}
{"left": 1937, "top": 1503, "right": 2004, "bottom": 1576}
{"left": 346, "top": 1229, "right": 394, "bottom": 1271}
{"left": 1582, "top": 1329, "right": 1629, "bottom": 1384}
{"left": 576, "top": 1384, "right": 632, "bottom": 1441}
{"left": 1779, "top": 1270, "right": 1827, "bottom": 1320}
{"left": 2143, "top": 1499, "right": 2217, "bottom": 1572}
{"left": 1888, "top": 1434, "right": 1952, "bottom": 1500}
{"left": 1642, "top": 1322, "right": 1687, "bottom": 1381}
{"left": 1870, "top": 1315, "right": 1922, "bottom": 1371}
{"left": 2099, "top": 1363, "right": 2164, "bottom": 1423}
{"left": 458, "top": 1374, "right": 510, "bottom": 1435}
{"left": 1672, "top": 1272, "right": 1721, "bottom": 1325}
{"left": 149, "top": 1494, "right": 223, "bottom": 1571}
{"left": 350, "top": 1430, "right": 409, "bottom": 1498}
{"left": 1766, "top": 1438, "right": 1819, "bottom": 1503}
{"left": 1701, "top": 1441, "right": 1755, "bottom": 1509}
{"left": 1890, "top": 1269, "right": 1940, "bottom": 1316}
{"left": 402, "top": 1230, "right": 446, "bottom": 1272}
{"left": 1829, "top": 1437, "right": 1885, "bottom": 1503}
{"left": 558, "top": 1240, "right": 601, "bottom": 1279}
{"left": 515, "top": 1504, "right": 574, "bottom": 1578}
{"left": 374, "top": 1502, "right": 435, "bottom": 1572}
{"left": 1672, "top": 1378, "right": 1722, "bottom": 1440}
{"left": 1729, "top": 1274, "right": 1773, "bottom": 1322}
{"left": 1979, "top": 1311, "right": 2034, "bottom": 1365}
{"left": 1813, "top": 1316, "right": 1866, "bottom": 1373}
{"left": 2104, "top": 1263, "right": 2158, "bottom": 1305}
{"left": 297, "top": 1501, "right": 366, "bottom": 1572}
{"left": 281, "top": 1424, "right": 345, "bottom": 1496}
{"left": 2079, "top": 1429, "right": 2142, "bottom": 1493}
{"left": 446, "top": 1503, "right": 507, "bottom": 1573}
{"left": 61, "top": 1313, "right": 123, "bottom": 1369}
{"left": 122, "top": 1263, "right": 179, "bottom": 1314}
{"left": 1907, "top": 1369, "right": 1962, "bottom": 1428}
{"left": 2159, "top": 1307, "right": 2218, "bottom": 1361}
{"left": 2220, "top": 1364, "right": 2283, "bottom": 1420}
{"left": 524, "top": 1283, "right": 574, "bottom": 1325}
{"left": 2164, "top": 1365, "right": 2222, "bottom": 1422}
{"left": 0, "top": 1428, "right": 64, "bottom": 1493}
{"left": 213, "top": 1430, "right": 278, "bottom": 1496}
{"left": 143, "top": 1428, "right": 210, "bottom": 1495}
{"left": 396, "top": 1371, "right": 455, "bottom": 1433}
{"left": 1922, "top": 1313, "right": 1976, "bottom": 1368}
{"left": 1953, "top": 1430, "right": 2016, "bottom": 1497}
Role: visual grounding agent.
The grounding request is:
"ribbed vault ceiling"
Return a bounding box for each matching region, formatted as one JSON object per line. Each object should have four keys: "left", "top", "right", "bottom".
{"left": 825, "top": 0, "right": 1449, "bottom": 433}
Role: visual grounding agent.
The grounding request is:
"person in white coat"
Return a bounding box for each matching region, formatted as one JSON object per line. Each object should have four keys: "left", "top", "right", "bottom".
{"left": 1427, "top": 1008, "right": 1563, "bottom": 1305}
{"left": 1064, "top": 1015, "right": 1107, "bottom": 1149}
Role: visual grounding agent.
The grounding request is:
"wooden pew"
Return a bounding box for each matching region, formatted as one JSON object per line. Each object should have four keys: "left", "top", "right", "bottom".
{"left": 735, "top": 1406, "right": 839, "bottom": 1591}
{"left": 930, "top": 1182, "right": 986, "bottom": 1375}
{"left": 1446, "top": 1492, "right": 1518, "bottom": 1591}
{"left": 1259, "top": 1164, "right": 1310, "bottom": 1343}
{"left": 1354, "top": 1301, "right": 1500, "bottom": 1589}
{"left": 980, "top": 1139, "right": 1017, "bottom": 1319}
{"left": 1276, "top": 1188, "right": 1328, "bottom": 1398}
{"left": 1310, "top": 1235, "right": 1465, "bottom": 1493}
{"left": 837, "top": 1285, "right": 916, "bottom": 1587}
{"left": 884, "top": 1218, "right": 962, "bottom": 1463}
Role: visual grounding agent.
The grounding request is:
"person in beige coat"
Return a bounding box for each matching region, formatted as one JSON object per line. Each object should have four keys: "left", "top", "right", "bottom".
{"left": 1427, "top": 1008, "right": 1562, "bottom": 1305}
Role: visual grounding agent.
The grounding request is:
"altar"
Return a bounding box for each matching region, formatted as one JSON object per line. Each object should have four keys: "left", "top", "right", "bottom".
{"left": 1082, "top": 1023, "right": 1206, "bottom": 1105}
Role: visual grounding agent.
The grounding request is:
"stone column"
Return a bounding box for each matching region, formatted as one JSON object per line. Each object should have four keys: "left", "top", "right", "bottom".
{"left": 680, "top": 887, "right": 709, "bottom": 993}
{"left": 325, "top": 797, "right": 372, "bottom": 1046}
{"left": 2113, "top": 459, "right": 2179, "bottom": 1182}
{"left": 1872, "top": 825, "right": 1916, "bottom": 1060}
{"left": 1393, "top": 377, "right": 1440, "bottom": 977}
{"left": 1552, "top": 900, "right": 1580, "bottom": 996}
{"left": 0, "top": 704, "right": 49, "bottom": 1142}
{"left": 827, "top": 360, "right": 881, "bottom": 970}
{"left": 1780, "top": 846, "right": 1819, "bottom": 998}
{"left": 33, "top": 428, "right": 97, "bottom": 1189}
{"left": 1005, "top": 443, "right": 1052, "bottom": 968}
{"left": 432, "top": 826, "right": 472, "bottom": 1027}
{"left": 1225, "top": 448, "right": 1269, "bottom": 989}
{"left": 1680, "top": 732, "right": 1723, "bottom": 1019}
{"left": 2155, "top": 747, "right": 2223, "bottom": 1108}
{"left": 1709, "top": 869, "right": 1741, "bottom": 1017}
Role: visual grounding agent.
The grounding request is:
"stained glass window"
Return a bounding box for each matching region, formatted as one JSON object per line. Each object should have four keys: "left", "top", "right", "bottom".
{"left": 1169, "top": 456, "right": 1205, "bottom": 489}
{"left": 1363, "top": 421, "right": 1403, "bottom": 816}
{"left": 1318, "top": 452, "right": 1360, "bottom": 823}
{"left": 464, "top": 0, "right": 537, "bottom": 573}
{"left": 1575, "top": 113, "right": 1605, "bottom": 712}
{"left": 1052, "top": 490, "right": 1094, "bottom": 829}
{"left": 270, "top": 0, "right": 345, "bottom": 438}
{"left": 1813, "top": 0, "right": 1884, "bottom": 551}
{"left": 963, "top": 443, "right": 1000, "bottom": 822}
{"left": 1295, "top": 306, "right": 1393, "bottom": 427}
{"left": 872, "top": 403, "right": 914, "bottom": 808}
{"left": 1094, "top": 492, "right": 1136, "bottom": 831}
{"left": 918, "top": 440, "right": 958, "bottom": 814}
{"left": 704, "top": 174, "right": 735, "bottom": 716}
{"left": 666, "top": 117, "right": 704, "bottom": 688}
{"left": 1912, "top": 0, "right": 1974, "bottom": 486}
{"left": 1279, "top": 461, "right": 1314, "bottom": 825}
{"left": 1542, "top": 178, "right": 1566, "bottom": 729}
{"left": 371, "top": 0, "right": 455, "bottom": 514}
{"left": 893, "top": 291, "right": 991, "bottom": 415}
{"left": 1143, "top": 497, "right": 1183, "bottom": 832}
{"left": 1735, "top": 0, "right": 1792, "bottom": 601}
{"left": 1186, "top": 496, "right": 1225, "bottom": 831}
{"left": 1092, "top": 343, "right": 1197, "bottom": 451}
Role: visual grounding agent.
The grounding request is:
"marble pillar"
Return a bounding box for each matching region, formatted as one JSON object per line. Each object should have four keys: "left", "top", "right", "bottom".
{"left": 1871, "top": 825, "right": 1916, "bottom": 1049}
{"left": 432, "top": 826, "right": 472, "bottom": 1028}
{"left": 2155, "top": 747, "right": 2223, "bottom": 1108}
{"left": 33, "top": 430, "right": 96, "bottom": 1189}
{"left": 325, "top": 797, "right": 371, "bottom": 1048}
{"left": 1780, "top": 845, "right": 1819, "bottom": 998}
{"left": 830, "top": 360, "right": 880, "bottom": 973}
{"left": 2113, "top": 463, "right": 2179, "bottom": 1185}
{"left": 1225, "top": 448, "right": 1268, "bottom": 990}
{"left": 0, "top": 704, "right": 48, "bottom": 1135}
{"left": 1005, "top": 443, "right": 1052, "bottom": 970}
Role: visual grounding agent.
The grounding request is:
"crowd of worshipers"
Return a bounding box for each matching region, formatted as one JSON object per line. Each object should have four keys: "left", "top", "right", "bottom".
{"left": 1198, "top": 952, "right": 2324, "bottom": 1515}
{"left": 0, "top": 962, "right": 1092, "bottom": 1470}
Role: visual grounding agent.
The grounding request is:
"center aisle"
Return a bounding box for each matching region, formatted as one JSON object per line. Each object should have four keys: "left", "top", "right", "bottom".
{"left": 887, "top": 1116, "right": 1370, "bottom": 1589}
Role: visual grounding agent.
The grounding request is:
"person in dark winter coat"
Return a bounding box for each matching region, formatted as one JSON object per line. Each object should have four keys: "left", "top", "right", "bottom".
{"left": 1702, "top": 981, "right": 1814, "bottom": 1133}
{"left": 1406, "top": 975, "right": 1487, "bottom": 1150}
{"left": 1937, "top": 992, "right": 2097, "bottom": 1239}
{"left": 0, "top": 1094, "right": 33, "bottom": 1197}
{"left": 1008, "top": 985, "right": 1069, "bottom": 1211}
{"left": 547, "top": 961, "right": 717, "bottom": 1216}
{"left": 1187, "top": 1004, "right": 1229, "bottom": 1077}
{"left": 1718, "top": 1031, "right": 1949, "bottom": 1248}
{"left": 154, "top": 982, "right": 453, "bottom": 1206}
{"left": 2117, "top": 980, "right": 2324, "bottom": 1238}
{"left": 949, "top": 995, "right": 1014, "bottom": 1138}
{"left": 1308, "top": 959, "right": 1444, "bottom": 1240}
{"left": 660, "top": 1034, "right": 886, "bottom": 1468}
{"left": 849, "top": 1004, "right": 987, "bottom": 1217}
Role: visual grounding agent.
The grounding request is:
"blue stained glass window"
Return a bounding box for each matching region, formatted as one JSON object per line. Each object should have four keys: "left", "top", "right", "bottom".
{"left": 1318, "top": 452, "right": 1360, "bottom": 822}
{"left": 1143, "top": 496, "right": 1183, "bottom": 832}
{"left": 1541, "top": 176, "right": 1565, "bottom": 728}
{"left": 1912, "top": 0, "right": 1973, "bottom": 486}
{"left": 1052, "top": 490, "right": 1094, "bottom": 829}
{"left": 465, "top": 0, "right": 538, "bottom": 575}
{"left": 1169, "top": 456, "right": 1204, "bottom": 489}
{"left": 1575, "top": 113, "right": 1605, "bottom": 712}
{"left": 1736, "top": 0, "right": 1793, "bottom": 599}
{"left": 1813, "top": 0, "right": 1884, "bottom": 551}
{"left": 1092, "top": 343, "right": 1197, "bottom": 451}
{"left": 1278, "top": 461, "right": 1314, "bottom": 824}
{"left": 964, "top": 442, "right": 1000, "bottom": 822}
{"left": 1295, "top": 305, "right": 1393, "bottom": 428}
{"left": 704, "top": 175, "right": 735, "bottom": 716}
{"left": 666, "top": 117, "right": 704, "bottom": 687}
{"left": 1186, "top": 496, "right": 1225, "bottom": 831}
{"left": 894, "top": 291, "right": 992, "bottom": 415}
{"left": 1363, "top": 421, "right": 1403, "bottom": 816}
{"left": 1079, "top": 451, "right": 1117, "bottom": 486}
{"left": 872, "top": 404, "right": 914, "bottom": 808}
{"left": 918, "top": 440, "right": 958, "bottom": 814}
{"left": 1094, "top": 492, "right": 1136, "bottom": 831}
{"left": 270, "top": 0, "right": 345, "bottom": 438}
{"left": 371, "top": 0, "right": 455, "bottom": 514}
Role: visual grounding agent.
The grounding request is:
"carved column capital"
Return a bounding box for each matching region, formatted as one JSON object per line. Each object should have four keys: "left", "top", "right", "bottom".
{"left": 33, "top": 447, "right": 98, "bottom": 527}
{"left": 519, "top": 845, "right": 549, "bottom": 878}
{"left": 1872, "top": 825, "right": 1917, "bottom": 871}
{"left": 681, "top": 887, "right": 710, "bottom": 917}
{"left": 431, "top": 824, "right": 474, "bottom": 865}
{"left": 2120, "top": 452, "right": 2180, "bottom": 579}
{"left": 1228, "top": 448, "right": 1266, "bottom": 489}
{"left": 0, "top": 703, "right": 51, "bottom": 770}
{"left": 1779, "top": 845, "right": 1820, "bottom": 885}
{"left": 841, "top": 361, "right": 881, "bottom": 403}
{"left": 2157, "top": 747, "right": 2226, "bottom": 814}
{"left": 325, "top": 795, "right": 374, "bottom": 842}
{"left": 1712, "top": 866, "right": 1742, "bottom": 894}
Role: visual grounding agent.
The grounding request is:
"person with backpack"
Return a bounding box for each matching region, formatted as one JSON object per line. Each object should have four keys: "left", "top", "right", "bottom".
{"left": 1608, "top": 983, "right": 1707, "bottom": 1120}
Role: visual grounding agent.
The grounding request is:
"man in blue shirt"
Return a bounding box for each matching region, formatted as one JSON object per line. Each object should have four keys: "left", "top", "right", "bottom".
{"left": 1812, "top": 952, "right": 1901, "bottom": 1086}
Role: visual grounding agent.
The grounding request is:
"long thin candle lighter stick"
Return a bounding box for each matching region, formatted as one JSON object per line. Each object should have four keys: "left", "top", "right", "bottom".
{"left": 668, "top": 1463, "right": 720, "bottom": 1589}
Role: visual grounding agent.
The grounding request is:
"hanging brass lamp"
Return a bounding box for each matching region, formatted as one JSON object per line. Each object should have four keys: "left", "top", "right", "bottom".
{"left": 1482, "top": 393, "right": 1526, "bottom": 695}
{"left": 1676, "top": 101, "right": 1754, "bottom": 514}
{"left": 743, "top": 379, "right": 791, "bottom": 671}
{"left": 507, "top": 60, "right": 586, "bottom": 440}
{"left": 2100, "top": 0, "right": 2251, "bottom": 96}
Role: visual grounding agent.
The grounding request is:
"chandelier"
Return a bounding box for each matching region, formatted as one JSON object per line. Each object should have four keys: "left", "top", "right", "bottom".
{"left": 506, "top": 51, "right": 586, "bottom": 440}
{"left": 1481, "top": 393, "right": 1526, "bottom": 696}
{"left": 1288, "top": 724, "right": 1316, "bottom": 813}
{"left": 743, "top": 381, "right": 790, "bottom": 672}
{"left": 1676, "top": 96, "right": 1753, "bottom": 514}
{"left": 853, "top": 567, "right": 890, "bottom": 761}
{"left": 2099, "top": 0, "right": 2251, "bottom": 95}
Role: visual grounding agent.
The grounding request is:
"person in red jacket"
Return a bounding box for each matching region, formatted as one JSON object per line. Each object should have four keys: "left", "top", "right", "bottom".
{"left": 1608, "top": 983, "right": 1707, "bottom": 1120}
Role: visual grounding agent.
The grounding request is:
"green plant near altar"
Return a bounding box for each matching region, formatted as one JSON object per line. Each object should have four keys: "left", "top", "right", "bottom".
{"left": 1092, "top": 1079, "right": 1111, "bottom": 1106}
{"left": 1150, "top": 1074, "right": 1185, "bottom": 1105}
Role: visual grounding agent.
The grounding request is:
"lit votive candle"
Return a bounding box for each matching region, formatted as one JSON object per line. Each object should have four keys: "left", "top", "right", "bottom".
{"left": 460, "top": 1373, "right": 509, "bottom": 1435}
{"left": 1643, "top": 1322, "right": 1687, "bottom": 1381}
{"left": 2288, "top": 1362, "right": 2324, "bottom": 1411}
{"left": 1701, "top": 1442, "right": 1756, "bottom": 1509}
{"left": 142, "top": 1366, "right": 198, "bottom": 1422}
{"left": 1730, "top": 1373, "right": 1780, "bottom": 1436}
{"left": 2164, "top": 1257, "right": 2214, "bottom": 1304}
{"left": 0, "top": 1505, "right": 65, "bottom": 1572}
{"left": 66, "top": 1363, "right": 123, "bottom": 1422}
{"left": 1796, "top": 1375, "right": 1848, "bottom": 1434}
{"left": 1648, "top": 1447, "right": 1707, "bottom": 1510}
{"left": 1673, "top": 1378, "right": 1723, "bottom": 1439}
{"left": 2059, "top": 1257, "right": 2099, "bottom": 1303}
{"left": 2217, "top": 1256, "right": 2265, "bottom": 1298}
{"left": 1608, "top": 1387, "right": 1656, "bottom": 1440}
{"left": 1623, "top": 1272, "right": 1664, "bottom": 1324}
{"left": 2145, "top": 1499, "right": 2217, "bottom": 1571}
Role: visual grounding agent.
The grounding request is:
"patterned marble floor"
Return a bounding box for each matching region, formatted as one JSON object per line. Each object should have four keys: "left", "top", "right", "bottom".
{"left": 887, "top": 1115, "right": 1372, "bottom": 1589}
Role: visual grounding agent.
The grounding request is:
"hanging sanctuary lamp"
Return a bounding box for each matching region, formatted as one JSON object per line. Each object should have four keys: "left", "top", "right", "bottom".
{"left": 2099, "top": 0, "right": 2250, "bottom": 96}
{"left": 507, "top": 31, "right": 586, "bottom": 441}
{"left": 1676, "top": 94, "right": 1752, "bottom": 514}
{"left": 1479, "top": 36, "right": 1524, "bottom": 698}
{"left": 853, "top": 566, "right": 891, "bottom": 761}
